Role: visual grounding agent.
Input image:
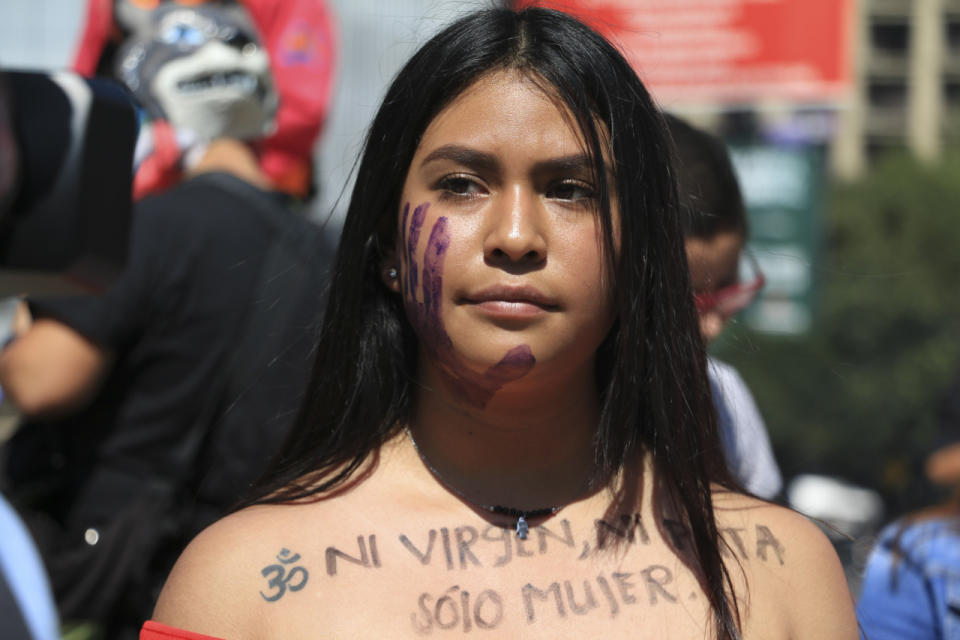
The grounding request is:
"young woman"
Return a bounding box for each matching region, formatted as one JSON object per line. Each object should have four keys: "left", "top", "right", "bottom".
{"left": 144, "top": 8, "right": 858, "bottom": 639}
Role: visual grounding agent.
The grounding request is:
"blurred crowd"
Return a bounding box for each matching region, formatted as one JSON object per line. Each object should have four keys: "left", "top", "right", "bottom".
{"left": 1, "top": 1, "right": 336, "bottom": 638}
{"left": 0, "top": 1, "right": 959, "bottom": 639}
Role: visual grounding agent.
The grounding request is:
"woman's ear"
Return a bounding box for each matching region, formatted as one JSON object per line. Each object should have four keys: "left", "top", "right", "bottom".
{"left": 380, "top": 251, "right": 402, "bottom": 293}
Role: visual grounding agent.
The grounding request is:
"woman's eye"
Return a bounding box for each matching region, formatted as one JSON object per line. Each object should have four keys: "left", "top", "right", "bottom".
{"left": 548, "top": 181, "right": 594, "bottom": 202}
{"left": 436, "top": 175, "right": 483, "bottom": 197}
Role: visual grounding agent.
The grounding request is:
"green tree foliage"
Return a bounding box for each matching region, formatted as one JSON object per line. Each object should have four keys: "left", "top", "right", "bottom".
{"left": 714, "top": 152, "right": 960, "bottom": 515}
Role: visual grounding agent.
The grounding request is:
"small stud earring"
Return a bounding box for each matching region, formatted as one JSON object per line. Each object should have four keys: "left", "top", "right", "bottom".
{"left": 387, "top": 267, "right": 398, "bottom": 280}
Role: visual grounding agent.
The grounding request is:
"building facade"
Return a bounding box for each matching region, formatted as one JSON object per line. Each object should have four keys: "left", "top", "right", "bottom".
{"left": 833, "top": 0, "right": 960, "bottom": 178}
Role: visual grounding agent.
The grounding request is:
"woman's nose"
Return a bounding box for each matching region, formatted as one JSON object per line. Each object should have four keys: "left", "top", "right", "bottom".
{"left": 482, "top": 185, "right": 547, "bottom": 266}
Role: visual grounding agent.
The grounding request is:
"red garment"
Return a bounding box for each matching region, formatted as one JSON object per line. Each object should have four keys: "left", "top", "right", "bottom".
{"left": 72, "top": 0, "right": 337, "bottom": 198}
{"left": 141, "top": 620, "right": 224, "bottom": 640}
{"left": 131, "top": 119, "right": 182, "bottom": 201}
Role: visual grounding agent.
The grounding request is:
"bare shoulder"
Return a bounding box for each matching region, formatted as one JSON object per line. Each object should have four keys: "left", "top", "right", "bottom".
{"left": 712, "top": 490, "right": 859, "bottom": 639}
{"left": 152, "top": 504, "right": 308, "bottom": 639}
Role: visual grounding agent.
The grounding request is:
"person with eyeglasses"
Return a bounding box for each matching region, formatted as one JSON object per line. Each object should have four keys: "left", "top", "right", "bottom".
{"left": 667, "top": 114, "right": 783, "bottom": 501}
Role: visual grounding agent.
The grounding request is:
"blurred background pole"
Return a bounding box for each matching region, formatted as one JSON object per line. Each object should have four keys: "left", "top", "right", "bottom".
{"left": 908, "top": 0, "right": 944, "bottom": 163}
{"left": 831, "top": 0, "right": 868, "bottom": 181}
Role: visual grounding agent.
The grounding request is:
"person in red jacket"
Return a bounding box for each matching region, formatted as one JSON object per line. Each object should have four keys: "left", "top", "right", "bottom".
{"left": 73, "top": 0, "right": 336, "bottom": 200}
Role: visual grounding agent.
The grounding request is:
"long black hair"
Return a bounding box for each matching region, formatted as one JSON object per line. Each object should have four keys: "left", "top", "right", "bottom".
{"left": 242, "top": 7, "right": 739, "bottom": 638}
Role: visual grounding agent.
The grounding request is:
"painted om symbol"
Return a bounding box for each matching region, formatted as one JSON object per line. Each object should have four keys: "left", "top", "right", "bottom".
{"left": 260, "top": 548, "right": 309, "bottom": 602}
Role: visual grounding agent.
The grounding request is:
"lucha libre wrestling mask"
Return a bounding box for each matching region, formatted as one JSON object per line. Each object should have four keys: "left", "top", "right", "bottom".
{"left": 113, "top": 0, "right": 278, "bottom": 142}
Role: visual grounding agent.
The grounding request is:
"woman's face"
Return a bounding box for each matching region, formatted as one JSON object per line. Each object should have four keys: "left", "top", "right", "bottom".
{"left": 389, "top": 70, "right": 618, "bottom": 406}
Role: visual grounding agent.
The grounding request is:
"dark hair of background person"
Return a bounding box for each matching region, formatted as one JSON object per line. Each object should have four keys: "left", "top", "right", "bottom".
{"left": 665, "top": 113, "right": 748, "bottom": 241}
{"left": 240, "top": 8, "right": 740, "bottom": 639}
{"left": 0, "top": 71, "right": 18, "bottom": 218}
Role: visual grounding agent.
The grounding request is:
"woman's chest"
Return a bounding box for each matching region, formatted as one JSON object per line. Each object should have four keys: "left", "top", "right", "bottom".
{"left": 264, "top": 572, "right": 713, "bottom": 639}
{"left": 251, "top": 517, "right": 721, "bottom": 639}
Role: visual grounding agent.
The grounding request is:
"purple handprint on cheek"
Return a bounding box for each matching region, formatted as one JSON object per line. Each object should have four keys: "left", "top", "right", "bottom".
{"left": 399, "top": 202, "right": 535, "bottom": 408}
{"left": 400, "top": 202, "right": 450, "bottom": 353}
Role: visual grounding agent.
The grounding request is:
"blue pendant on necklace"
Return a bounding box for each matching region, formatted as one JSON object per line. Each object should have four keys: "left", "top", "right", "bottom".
{"left": 516, "top": 516, "right": 529, "bottom": 539}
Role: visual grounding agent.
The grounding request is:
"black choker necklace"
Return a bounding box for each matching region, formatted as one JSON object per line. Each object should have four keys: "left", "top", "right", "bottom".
{"left": 405, "top": 426, "right": 563, "bottom": 539}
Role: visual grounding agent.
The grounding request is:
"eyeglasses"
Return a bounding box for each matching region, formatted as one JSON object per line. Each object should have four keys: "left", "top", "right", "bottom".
{"left": 693, "top": 251, "right": 765, "bottom": 318}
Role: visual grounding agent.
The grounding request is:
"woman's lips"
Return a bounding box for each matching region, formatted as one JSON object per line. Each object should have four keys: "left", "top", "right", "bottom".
{"left": 462, "top": 285, "right": 559, "bottom": 319}
{"left": 474, "top": 300, "right": 547, "bottom": 317}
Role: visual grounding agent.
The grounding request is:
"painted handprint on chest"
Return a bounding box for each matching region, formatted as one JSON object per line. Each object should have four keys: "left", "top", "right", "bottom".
{"left": 399, "top": 202, "right": 535, "bottom": 408}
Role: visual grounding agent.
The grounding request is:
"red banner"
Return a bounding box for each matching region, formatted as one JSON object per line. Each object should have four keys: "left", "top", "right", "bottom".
{"left": 515, "top": 0, "right": 853, "bottom": 107}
